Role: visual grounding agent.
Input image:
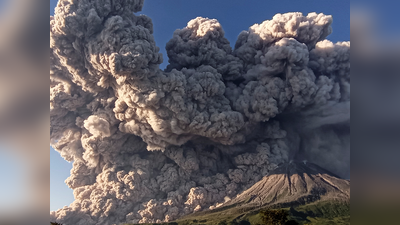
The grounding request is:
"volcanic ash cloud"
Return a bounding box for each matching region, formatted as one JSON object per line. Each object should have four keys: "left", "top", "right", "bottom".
{"left": 50, "top": 1, "right": 350, "bottom": 224}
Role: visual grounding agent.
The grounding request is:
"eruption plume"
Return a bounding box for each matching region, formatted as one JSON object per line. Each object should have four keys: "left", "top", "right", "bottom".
{"left": 50, "top": 1, "right": 349, "bottom": 224}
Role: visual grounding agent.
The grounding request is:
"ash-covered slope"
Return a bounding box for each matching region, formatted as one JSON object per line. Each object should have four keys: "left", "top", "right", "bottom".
{"left": 223, "top": 161, "right": 350, "bottom": 208}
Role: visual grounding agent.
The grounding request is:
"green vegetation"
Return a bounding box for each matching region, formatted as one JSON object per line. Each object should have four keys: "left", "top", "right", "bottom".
{"left": 123, "top": 200, "right": 349, "bottom": 225}
{"left": 52, "top": 201, "right": 349, "bottom": 225}
{"left": 258, "top": 209, "right": 298, "bottom": 225}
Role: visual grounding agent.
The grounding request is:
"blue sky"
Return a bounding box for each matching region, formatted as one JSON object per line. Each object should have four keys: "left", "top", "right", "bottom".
{"left": 50, "top": 0, "right": 350, "bottom": 211}
{"left": 50, "top": 147, "right": 74, "bottom": 211}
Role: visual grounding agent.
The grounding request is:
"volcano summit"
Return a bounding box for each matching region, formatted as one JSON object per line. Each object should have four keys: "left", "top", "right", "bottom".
{"left": 222, "top": 161, "right": 350, "bottom": 209}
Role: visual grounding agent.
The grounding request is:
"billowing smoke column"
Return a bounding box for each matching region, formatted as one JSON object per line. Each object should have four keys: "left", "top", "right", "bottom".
{"left": 50, "top": 0, "right": 349, "bottom": 224}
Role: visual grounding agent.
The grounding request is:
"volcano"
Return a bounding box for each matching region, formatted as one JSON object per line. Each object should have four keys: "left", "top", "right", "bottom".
{"left": 171, "top": 161, "right": 350, "bottom": 225}
{"left": 223, "top": 161, "right": 350, "bottom": 209}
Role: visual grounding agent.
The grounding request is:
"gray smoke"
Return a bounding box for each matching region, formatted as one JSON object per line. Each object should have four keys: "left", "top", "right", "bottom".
{"left": 50, "top": 1, "right": 350, "bottom": 224}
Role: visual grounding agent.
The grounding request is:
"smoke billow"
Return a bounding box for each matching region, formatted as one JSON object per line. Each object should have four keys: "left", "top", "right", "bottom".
{"left": 50, "top": 1, "right": 350, "bottom": 224}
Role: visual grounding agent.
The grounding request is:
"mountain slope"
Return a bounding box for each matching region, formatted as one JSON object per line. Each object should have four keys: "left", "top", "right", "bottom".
{"left": 125, "top": 161, "right": 350, "bottom": 225}
{"left": 223, "top": 161, "right": 350, "bottom": 209}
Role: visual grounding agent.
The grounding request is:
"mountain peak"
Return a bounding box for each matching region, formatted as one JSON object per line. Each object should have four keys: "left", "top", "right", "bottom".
{"left": 222, "top": 161, "right": 350, "bottom": 209}
{"left": 270, "top": 161, "right": 341, "bottom": 178}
